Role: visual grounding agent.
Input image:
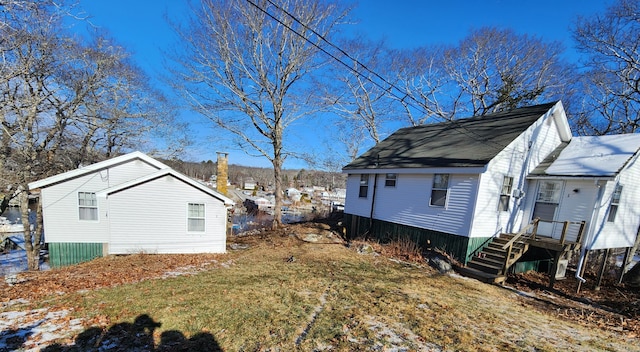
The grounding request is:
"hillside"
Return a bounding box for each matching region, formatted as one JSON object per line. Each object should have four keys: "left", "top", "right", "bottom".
{"left": 1, "top": 221, "right": 638, "bottom": 351}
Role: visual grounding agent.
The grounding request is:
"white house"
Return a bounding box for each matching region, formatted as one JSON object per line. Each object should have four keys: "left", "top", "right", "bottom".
{"left": 342, "top": 101, "right": 640, "bottom": 282}
{"left": 342, "top": 102, "right": 573, "bottom": 262}
{"left": 526, "top": 134, "right": 640, "bottom": 277}
{"left": 28, "top": 152, "right": 234, "bottom": 267}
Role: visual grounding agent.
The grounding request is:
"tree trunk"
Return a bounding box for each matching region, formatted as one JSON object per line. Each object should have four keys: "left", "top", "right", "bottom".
{"left": 272, "top": 151, "right": 283, "bottom": 230}
{"left": 19, "top": 189, "right": 41, "bottom": 271}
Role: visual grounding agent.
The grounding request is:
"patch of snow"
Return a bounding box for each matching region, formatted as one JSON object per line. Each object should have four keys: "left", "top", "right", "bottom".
{"left": 0, "top": 248, "right": 49, "bottom": 276}
{"left": 546, "top": 134, "right": 640, "bottom": 176}
{"left": 0, "top": 308, "right": 85, "bottom": 351}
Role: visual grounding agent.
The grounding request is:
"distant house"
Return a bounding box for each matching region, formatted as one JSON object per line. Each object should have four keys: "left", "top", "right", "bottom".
{"left": 286, "top": 188, "right": 302, "bottom": 203}
{"left": 28, "top": 152, "right": 234, "bottom": 267}
{"left": 342, "top": 101, "right": 640, "bottom": 283}
{"left": 243, "top": 178, "right": 257, "bottom": 191}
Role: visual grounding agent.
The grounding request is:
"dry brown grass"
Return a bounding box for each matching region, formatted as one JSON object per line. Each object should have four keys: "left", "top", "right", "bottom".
{"left": 2, "top": 222, "right": 637, "bottom": 351}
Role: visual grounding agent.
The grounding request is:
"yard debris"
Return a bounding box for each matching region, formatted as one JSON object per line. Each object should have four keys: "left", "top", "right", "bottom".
{"left": 425, "top": 251, "right": 453, "bottom": 274}
{"left": 229, "top": 243, "right": 250, "bottom": 250}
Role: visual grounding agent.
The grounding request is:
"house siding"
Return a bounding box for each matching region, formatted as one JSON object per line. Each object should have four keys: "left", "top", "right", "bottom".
{"left": 343, "top": 213, "right": 489, "bottom": 263}
{"left": 344, "top": 174, "right": 373, "bottom": 218}
{"left": 40, "top": 160, "right": 161, "bottom": 243}
{"left": 106, "top": 175, "right": 227, "bottom": 254}
{"left": 346, "top": 173, "right": 478, "bottom": 237}
{"left": 590, "top": 155, "right": 640, "bottom": 249}
{"left": 472, "top": 110, "right": 565, "bottom": 238}
{"left": 48, "top": 242, "right": 103, "bottom": 268}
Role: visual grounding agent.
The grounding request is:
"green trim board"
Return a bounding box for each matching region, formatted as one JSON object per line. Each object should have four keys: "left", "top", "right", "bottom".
{"left": 48, "top": 242, "right": 103, "bottom": 267}
{"left": 344, "top": 214, "right": 490, "bottom": 264}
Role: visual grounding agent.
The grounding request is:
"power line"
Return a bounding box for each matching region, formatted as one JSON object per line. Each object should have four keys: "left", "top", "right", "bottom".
{"left": 244, "top": 0, "right": 427, "bottom": 115}
{"left": 244, "top": 0, "right": 507, "bottom": 151}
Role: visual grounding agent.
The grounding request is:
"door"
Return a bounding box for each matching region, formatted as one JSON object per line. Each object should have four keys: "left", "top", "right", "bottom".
{"left": 532, "top": 180, "right": 563, "bottom": 237}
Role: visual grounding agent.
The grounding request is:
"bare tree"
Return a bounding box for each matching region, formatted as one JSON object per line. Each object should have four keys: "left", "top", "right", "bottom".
{"left": 171, "top": 0, "right": 349, "bottom": 227}
{"left": 573, "top": 0, "right": 640, "bottom": 135}
{"left": 0, "top": 1, "right": 183, "bottom": 270}
{"left": 392, "top": 27, "right": 571, "bottom": 123}
{"left": 328, "top": 37, "right": 394, "bottom": 146}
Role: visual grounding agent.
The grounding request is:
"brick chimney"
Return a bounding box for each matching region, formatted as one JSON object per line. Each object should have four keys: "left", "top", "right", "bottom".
{"left": 216, "top": 152, "right": 228, "bottom": 195}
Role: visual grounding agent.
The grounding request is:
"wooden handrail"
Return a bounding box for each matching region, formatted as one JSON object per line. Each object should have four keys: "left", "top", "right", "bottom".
{"left": 501, "top": 218, "right": 539, "bottom": 250}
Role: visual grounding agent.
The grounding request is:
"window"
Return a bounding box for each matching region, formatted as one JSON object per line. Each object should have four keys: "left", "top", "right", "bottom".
{"left": 385, "top": 173, "right": 397, "bottom": 187}
{"left": 359, "top": 174, "right": 369, "bottom": 198}
{"left": 78, "top": 192, "right": 98, "bottom": 221}
{"left": 430, "top": 174, "right": 449, "bottom": 207}
{"left": 498, "top": 176, "right": 514, "bottom": 211}
{"left": 537, "top": 181, "right": 562, "bottom": 203}
{"left": 188, "top": 203, "right": 206, "bottom": 232}
{"left": 607, "top": 184, "right": 623, "bottom": 222}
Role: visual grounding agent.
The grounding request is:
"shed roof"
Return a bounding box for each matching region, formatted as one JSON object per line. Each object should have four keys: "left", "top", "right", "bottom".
{"left": 532, "top": 134, "right": 640, "bottom": 177}
{"left": 343, "top": 102, "right": 559, "bottom": 171}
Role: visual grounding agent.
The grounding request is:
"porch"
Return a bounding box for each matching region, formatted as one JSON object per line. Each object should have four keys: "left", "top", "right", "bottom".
{"left": 459, "top": 219, "right": 586, "bottom": 285}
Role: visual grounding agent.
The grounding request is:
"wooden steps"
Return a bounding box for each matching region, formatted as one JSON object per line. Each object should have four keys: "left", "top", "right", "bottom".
{"left": 460, "top": 233, "right": 530, "bottom": 283}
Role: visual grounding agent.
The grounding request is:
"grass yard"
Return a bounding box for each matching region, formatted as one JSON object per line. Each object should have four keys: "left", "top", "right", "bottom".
{"left": 1, "top": 222, "right": 638, "bottom": 351}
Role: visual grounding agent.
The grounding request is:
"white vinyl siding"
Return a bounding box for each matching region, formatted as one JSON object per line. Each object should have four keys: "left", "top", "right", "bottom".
{"left": 590, "top": 156, "right": 640, "bottom": 249}
{"left": 107, "top": 175, "right": 227, "bottom": 254}
{"left": 188, "top": 203, "right": 206, "bottom": 232}
{"left": 471, "top": 113, "right": 564, "bottom": 238}
{"left": 372, "top": 173, "right": 478, "bottom": 237}
{"left": 78, "top": 192, "right": 98, "bottom": 221}
{"left": 38, "top": 160, "right": 162, "bottom": 243}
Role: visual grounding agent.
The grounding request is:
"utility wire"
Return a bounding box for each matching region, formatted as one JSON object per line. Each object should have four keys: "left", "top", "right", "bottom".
{"left": 244, "top": 0, "right": 426, "bottom": 115}
{"left": 244, "top": 0, "right": 507, "bottom": 151}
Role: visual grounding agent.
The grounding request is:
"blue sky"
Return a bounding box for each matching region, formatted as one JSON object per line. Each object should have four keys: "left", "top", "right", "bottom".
{"left": 75, "top": 0, "right": 612, "bottom": 168}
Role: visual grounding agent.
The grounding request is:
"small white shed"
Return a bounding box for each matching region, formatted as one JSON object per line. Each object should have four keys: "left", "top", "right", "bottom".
{"left": 28, "top": 152, "right": 234, "bottom": 267}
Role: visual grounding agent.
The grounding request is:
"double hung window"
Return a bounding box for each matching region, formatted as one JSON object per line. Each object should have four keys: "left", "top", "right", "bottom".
{"left": 430, "top": 174, "right": 449, "bottom": 207}
{"left": 78, "top": 192, "right": 98, "bottom": 221}
{"left": 188, "top": 203, "right": 206, "bottom": 232}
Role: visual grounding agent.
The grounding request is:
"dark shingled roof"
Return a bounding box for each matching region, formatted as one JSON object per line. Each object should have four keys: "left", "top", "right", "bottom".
{"left": 343, "top": 102, "right": 557, "bottom": 170}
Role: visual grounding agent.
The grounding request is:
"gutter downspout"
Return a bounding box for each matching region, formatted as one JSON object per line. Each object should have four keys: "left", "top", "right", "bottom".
{"left": 368, "top": 173, "right": 379, "bottom": 234}
{"left": 575, "top": 179, "right": 605, "bottom": 283}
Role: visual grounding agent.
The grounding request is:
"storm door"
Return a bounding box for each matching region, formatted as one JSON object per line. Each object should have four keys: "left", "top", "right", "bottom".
{"left": 532, "top": 180, "right": 564, "bottom": 237}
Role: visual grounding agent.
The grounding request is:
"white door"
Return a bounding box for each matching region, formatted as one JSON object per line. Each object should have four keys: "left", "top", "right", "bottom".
{"left": 532, "top": 180, "right": 564, "bottom": 237}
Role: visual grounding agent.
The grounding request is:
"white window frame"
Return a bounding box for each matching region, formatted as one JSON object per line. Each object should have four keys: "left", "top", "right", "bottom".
{"left": 78, "top": 192, "right": 98, "bottom": 221}
{"left": 188, "top": 203, "right": 206, "bottom": 232}
{"left": 607, "top": 184, "right": 622, "bottom": 223}
{"left": 498, "top": 175, "right": 514, "bottom": 212}
{"left": 430, "top": 174, "right": 449, "bottom": 207}
{"left": 385, "top": 173, "right": 397, "bottom": 187}
{"left": 359, "top": 174, "right": 369, "bottom": 198}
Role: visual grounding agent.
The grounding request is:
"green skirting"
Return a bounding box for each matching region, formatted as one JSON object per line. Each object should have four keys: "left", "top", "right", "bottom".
{"left": 48, "top": 242, "right": 104, "bottom": 267}
{"left": 344, "top": 213, "right": 490, "bottom": 264}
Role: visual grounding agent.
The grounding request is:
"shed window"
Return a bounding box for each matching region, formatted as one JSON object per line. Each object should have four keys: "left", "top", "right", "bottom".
{"left": 78, "top": 192, "right": 98, "bottom": 221}
{"left": 359, "top": 174, "right": 369, "bottom": 198}
{"left": 188, "top": 203, "right": 206, "bottom": 232}
{"left": 498, "top": 176, "right": 514, "bottom": 211}
{"left": 385, "top": 173, "right": 397, "bottom": 187}
{"left": 430, "top": 174, "right": 449, "bottom": 207}
{"left": 607, "top": 184, "right": 622, "bottom": 222}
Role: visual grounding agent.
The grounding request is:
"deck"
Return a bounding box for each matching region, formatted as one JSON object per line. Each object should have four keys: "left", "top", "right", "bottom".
{"left": 462, "top": 219, "right": 586, "bottom": 286}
